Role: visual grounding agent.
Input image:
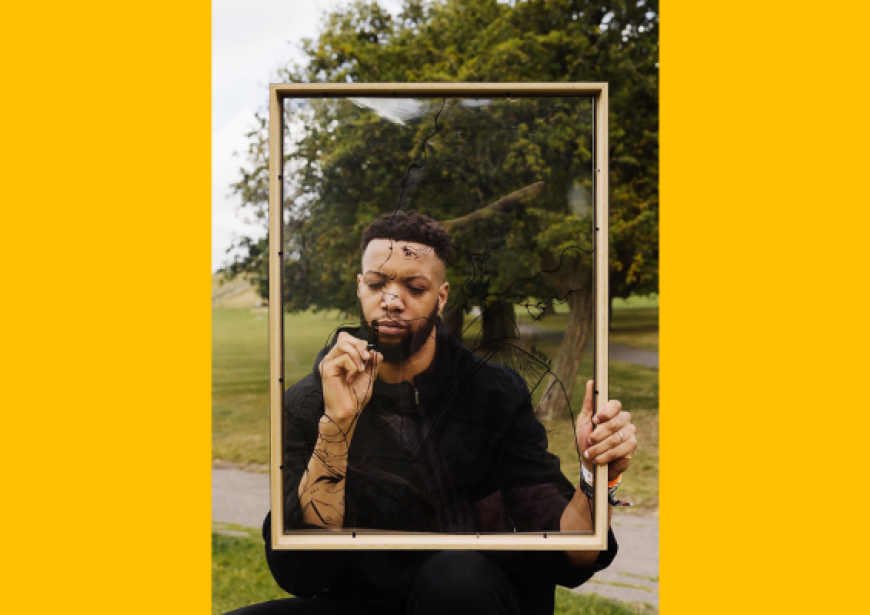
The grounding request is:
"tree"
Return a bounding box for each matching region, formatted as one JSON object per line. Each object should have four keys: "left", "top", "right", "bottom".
{"left": 227, "top": 0, "right": 658, "bottom": 419}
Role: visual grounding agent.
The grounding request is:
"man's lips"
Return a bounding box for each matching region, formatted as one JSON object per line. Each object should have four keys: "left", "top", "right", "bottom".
{"left": 377, "top": 320, "right": 409, "bottom": 335}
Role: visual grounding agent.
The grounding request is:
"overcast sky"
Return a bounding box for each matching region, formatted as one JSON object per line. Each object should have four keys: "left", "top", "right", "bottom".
{"left": 212, "top": 0, "right": 402, "bottom": 272}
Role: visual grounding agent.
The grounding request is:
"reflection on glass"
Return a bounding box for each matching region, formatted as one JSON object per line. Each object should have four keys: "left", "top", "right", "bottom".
{"left": 281, "top": 96, "right": 596, "bottom": 534}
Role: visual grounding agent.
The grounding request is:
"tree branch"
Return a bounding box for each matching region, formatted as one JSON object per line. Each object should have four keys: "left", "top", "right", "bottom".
{"left": 441, "top": 181, "right": 545, "bottom": 232}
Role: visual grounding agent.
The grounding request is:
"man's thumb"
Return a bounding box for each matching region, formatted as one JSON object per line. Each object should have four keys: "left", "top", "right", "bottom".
{"left": 575, "top": 416, "right": 593, "bottom": 455}
{"left": 577, "top": 380, "right": 595, "bottom": 425}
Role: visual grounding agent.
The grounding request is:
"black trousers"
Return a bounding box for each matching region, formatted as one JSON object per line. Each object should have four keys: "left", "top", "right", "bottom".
{"left": 225, "top": 551, "right": 522, "bottom": 615}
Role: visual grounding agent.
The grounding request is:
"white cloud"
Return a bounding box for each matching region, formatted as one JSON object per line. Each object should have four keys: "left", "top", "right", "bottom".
{"left": 212, "top": 0, "right": 404, "bottom": 271}
{"left": 212, "top": 0, "right": 332, "bottom": 271}
{"left": 212, "top": 105, "right": 266, "bottom": 270}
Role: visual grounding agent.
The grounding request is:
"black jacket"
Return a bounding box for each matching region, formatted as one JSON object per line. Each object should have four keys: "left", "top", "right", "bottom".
{"left": 264, "top": 321, "right": 617, "bottom": 614}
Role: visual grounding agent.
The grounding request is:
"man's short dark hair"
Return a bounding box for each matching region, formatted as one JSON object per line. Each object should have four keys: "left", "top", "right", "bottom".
{"left": 360, "top": 210, "right": 452, "bottom": 264}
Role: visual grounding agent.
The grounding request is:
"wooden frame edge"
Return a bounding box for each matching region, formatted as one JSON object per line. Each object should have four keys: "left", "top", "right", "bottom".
{"left": 269, "top": 84, "right": 284, "bottom": 550}
{"left": 271, "top": 82, "right": 607, "bottom": 97}
{"left": 274, "top": 532, "right": 607, "bottom": 551}
{"left": 593, "top": 84, "right": 610, "bottom": 546}
{"left": 269, "top": 83, "right": 609, "bottom": 550}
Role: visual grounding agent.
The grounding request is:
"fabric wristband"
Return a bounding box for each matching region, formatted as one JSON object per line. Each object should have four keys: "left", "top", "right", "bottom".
{"left": 580, "top": 464, "right": 632, "bottom": 507}
{"left": 581, "top": 463, "right": 594, "bottom": 486}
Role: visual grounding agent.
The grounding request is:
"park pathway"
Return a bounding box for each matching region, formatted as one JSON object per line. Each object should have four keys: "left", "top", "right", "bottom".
{"left": 213, "top": 467, "right": 659, "bottom": 611}
{"left": 516, "top": 324, "right": 659, "bottom": 370}
{"left": 605, "top": 342, "right": 658, "bottom": 369}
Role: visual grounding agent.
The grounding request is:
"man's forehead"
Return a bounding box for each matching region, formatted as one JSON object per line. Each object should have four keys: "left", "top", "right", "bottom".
{"left": 363, "top": 239, "right": 437, "bottom": 264}
{"left": 361, "top": 239, "right": 444, "bottom": 279}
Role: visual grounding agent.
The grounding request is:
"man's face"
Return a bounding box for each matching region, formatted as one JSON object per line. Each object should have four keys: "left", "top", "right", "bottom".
{"left": 357, "top": 239, "right": 449, "bottom": 364}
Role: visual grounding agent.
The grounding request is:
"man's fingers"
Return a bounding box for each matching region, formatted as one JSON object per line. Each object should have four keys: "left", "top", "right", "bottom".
{"left": 592, "top": 399, "right": 622, "bottom": 425}
{"left": 584, "top": 424, "right": 637, "bottom": 462}
{"left": 330, "top": 354, "right": 359, "bottom": 384}
{"left": 334, "top": 339, "right": 370, "bottom": 371}
{"left": 587, "top": 411, "right": 632, "bottom": 446}
{"left": 321, "top": 354, "right": 355, "bottom": 377}
{"left": 585, "top": 437, "right": 638, "bottom": 466}
{"left": 339, "top": 341, "right": 368, "bottom": 371}
{"left": 594, "top": 437, "right": 636, "bottom": 466}
{"left": 332, "top": 333, "right": 372, "bottom": 370}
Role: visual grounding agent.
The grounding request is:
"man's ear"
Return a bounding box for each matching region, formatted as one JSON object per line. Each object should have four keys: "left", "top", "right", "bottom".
{"left": 356, "top": 273, "right": 363, "bottom": 298}
{"left": 438, "top": 282, "right": 449, "bottom": 313}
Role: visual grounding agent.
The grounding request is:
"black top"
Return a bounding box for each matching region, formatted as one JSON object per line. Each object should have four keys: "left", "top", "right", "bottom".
{"left": 264, "top": 320, "right": 617, "bottom": 614}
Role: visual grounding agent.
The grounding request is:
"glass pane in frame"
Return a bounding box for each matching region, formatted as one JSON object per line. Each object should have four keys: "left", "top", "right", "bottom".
{"left": 270, "top": 85, "right": 609, "bottom": 550}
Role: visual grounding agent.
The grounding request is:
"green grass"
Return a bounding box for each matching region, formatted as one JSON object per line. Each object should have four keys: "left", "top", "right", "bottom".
{"left": 213, "top": 308, "right": 348, "bottom": 467}
{"left": 514, "top": 301, "right": 659, "bottom": 353}
{"left": 213, "top": 306, "right": 658, "bottom": 511}
{"left": 213, "top": 272, "right": 265, "bottom": 309}
{"left": 612, "top": 294, "right": 658, "bottom": 310}
{"left": 213, "top": 308, "right": 271, "bottom": 467}
{"left": 213, "top": 526, "right": 650, "bottom": 615}
{"left": 555, "top": 590, "right": 654, "bottom": 615}
{"left": 212, "top": 526, "right": 287, "bottom": 615}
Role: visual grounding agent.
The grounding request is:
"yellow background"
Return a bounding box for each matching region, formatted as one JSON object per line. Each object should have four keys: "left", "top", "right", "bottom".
{"left": 2, "top": 1, "right": 868, "bottom": 612}
{"left": 1, "top": 1, "right": 211, "bottom": 611}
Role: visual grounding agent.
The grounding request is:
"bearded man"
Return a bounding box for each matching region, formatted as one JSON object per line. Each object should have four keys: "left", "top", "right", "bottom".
{"left": 229, "top": 210, "right": 638, "bottom": 615}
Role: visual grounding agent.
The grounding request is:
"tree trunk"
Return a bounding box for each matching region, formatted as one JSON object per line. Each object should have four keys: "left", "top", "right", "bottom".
{"left": 535, "top": 286, "right": 595, "bottom": 421}
{"left": 480, "top": 300, "right": 519, "bottom": 350}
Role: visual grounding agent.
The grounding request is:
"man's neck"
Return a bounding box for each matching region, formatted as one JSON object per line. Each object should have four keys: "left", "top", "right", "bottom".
{"left": 377, "top": 335, "right": 437, "bottom": 385}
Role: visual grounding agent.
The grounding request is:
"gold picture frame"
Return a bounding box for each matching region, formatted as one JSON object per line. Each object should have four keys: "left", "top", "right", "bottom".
{"left": 269, "top": 83, "right": 610, "bottom": 550}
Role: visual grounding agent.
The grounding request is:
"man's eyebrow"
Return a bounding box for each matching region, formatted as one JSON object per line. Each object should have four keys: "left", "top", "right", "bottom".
{"left": 362, "top": 271, "right": 430, "bottom": 283}
{"left": 401, "top": 274, "right": 430, "bottom": 283}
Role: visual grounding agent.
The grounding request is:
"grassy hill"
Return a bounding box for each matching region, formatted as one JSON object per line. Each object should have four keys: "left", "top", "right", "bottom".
{"left": 212, "top": 272, "right": 264, "bottom": 309}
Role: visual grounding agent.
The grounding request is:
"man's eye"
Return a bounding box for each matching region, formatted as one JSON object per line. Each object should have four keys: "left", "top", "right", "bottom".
{"left": 407, "top": 287, "right": 425, "bottom": 295}
{"left": 367, "top": 282, "right": 384, "bottom": 290}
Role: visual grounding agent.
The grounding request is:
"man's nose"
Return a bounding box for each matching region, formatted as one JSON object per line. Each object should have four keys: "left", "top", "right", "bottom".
{"left": 381, "top": 289, "right": 404, "bottom": 311}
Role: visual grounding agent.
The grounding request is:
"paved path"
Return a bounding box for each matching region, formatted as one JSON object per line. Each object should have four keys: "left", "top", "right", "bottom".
{"left": 575, "top": 514, "right": 658, "bottom": 610}
{"left": 517, "top": 324, "right": 658, "bottom": 369}
{"left": 213, "top": 467, "right": 658, "bottom": 611}
{"left": 606, "top": 342, "right": 658, "bottom": 370}
{"left": 213, "top": 467, "right": 270, "bottom": 530}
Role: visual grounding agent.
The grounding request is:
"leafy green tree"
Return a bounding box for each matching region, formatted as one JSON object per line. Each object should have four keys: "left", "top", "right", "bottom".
{"left": 226, "top": 0, "right": 658, "bottom": 419}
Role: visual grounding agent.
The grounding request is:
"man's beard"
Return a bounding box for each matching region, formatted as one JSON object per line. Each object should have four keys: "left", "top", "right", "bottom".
{"left": 358, "top": 301, "right": 439, "bottom": 365}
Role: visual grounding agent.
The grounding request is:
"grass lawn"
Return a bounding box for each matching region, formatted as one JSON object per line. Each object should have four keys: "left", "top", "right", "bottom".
{"left": 612, "top": 294, "right": 658, "bottom": 310}
{"left": 213, "top": 526, "right": 648, "bottom": 615}
{"left": 213, "top": 308, "right": 348, "bottom": 468}
{"left": 514, "top": 299, "right": 658, "bottom": 353}
{"left": 212, "top": 525, "right": 287, "bottom": 614}
{"left": 213, "top": 308, "right": 270, "bottom": 468}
